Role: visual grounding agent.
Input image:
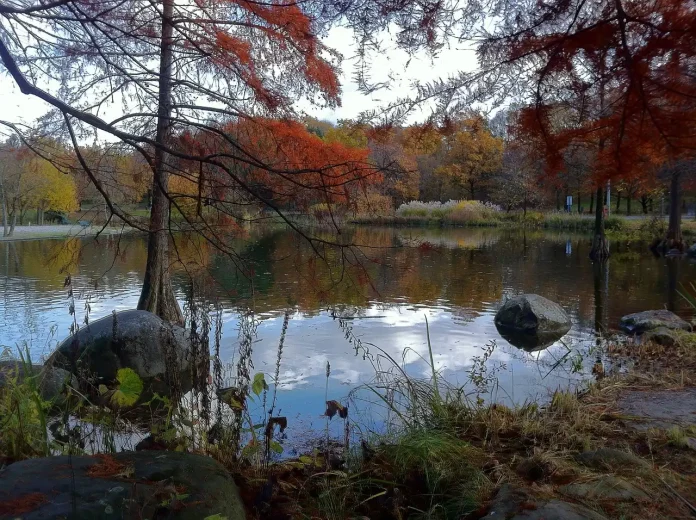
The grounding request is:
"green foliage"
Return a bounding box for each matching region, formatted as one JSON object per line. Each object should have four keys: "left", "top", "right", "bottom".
{"left": 0, "top": 349, "right": 51, "bottom": 460}
{"left": 251, "top": 372, "right": 268, "bottom": 397}
{"left": 110, "top": 368, "right": 143, "bottom": 407}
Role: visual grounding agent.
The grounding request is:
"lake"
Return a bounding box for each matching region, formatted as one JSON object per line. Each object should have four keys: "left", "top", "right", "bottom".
{"left": 1, "top": 226, "right": 694, "bottom": 444}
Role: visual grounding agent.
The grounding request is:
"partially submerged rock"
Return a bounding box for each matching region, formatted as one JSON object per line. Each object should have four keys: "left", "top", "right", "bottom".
{"left": 495, "top": 294, "right": 571, "bottom": 351}
{"left": 0, "top": 451, "right": 246, "bottom": 519}
{"left": 619, "top": 309, "right": 691, "bottom": 334}
{"left": 46, "top": 310, "right": 193, "bottom": 402}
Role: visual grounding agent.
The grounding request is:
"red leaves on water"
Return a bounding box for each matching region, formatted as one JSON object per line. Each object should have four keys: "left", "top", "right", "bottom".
{"left": 0, "top": 493, "right": 47, "bottom": 515}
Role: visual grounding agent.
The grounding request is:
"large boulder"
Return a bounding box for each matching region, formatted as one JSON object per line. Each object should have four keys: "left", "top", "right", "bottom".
{"left": 0, "top": 451, "right": 246, "bottom": 519}
{"left": 619, "top": 309, "right": 691, "bottom": 334}
{"left": 46, "top": 310, "right": 192, "bottom": 400}
{"left": 494, "top": 294, "right": 571, "bottom": 351}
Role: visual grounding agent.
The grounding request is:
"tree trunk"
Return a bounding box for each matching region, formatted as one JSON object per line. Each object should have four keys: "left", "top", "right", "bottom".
{"left": 577, "top": 192, "right": 581, "bottom": 213}
{"left": 0, "top": 179, "right": 8, "bottom": 237}
{"left": 627, "top": 196, "right": 632, "bottom": 216}
{"left": 666, "top": 257, "right": 678, "bottom": 312}
{"left": 9, "top": 211, "right": 16, "bottom": 236}
{"left": 589, "top": 191, "right": 594, "bottom": 214}
{"left": 137, "top": 0, "right": 184, "bottom": 325}
{"left": 468, "top": 180, "right": 475, "bottom": 200}
{"left": 590, "top": 185, "right": 609, "bottom": 260}
{"left": 640, "top": 196, "right": 648, "bottom": 214}
{"left": 648, "top": 197, "right": 653, "bottom": 213}
{"left": 556, "top": 190, "right": 561, "bottom": 211}
{"left": 666, "top": 170, "right": 683, "bottom": 248}
{"left": 615, "top": 191, "right": 621, "bottom": 213}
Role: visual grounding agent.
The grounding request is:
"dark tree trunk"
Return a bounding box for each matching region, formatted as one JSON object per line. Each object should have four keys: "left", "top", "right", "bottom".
{"left": 649, "top": 197, "right": 653, "bottom": 213}
{"left": 593, "top": 260, "right": 607, "bottom": 334}
{"left": 640, "top": 196, "right": 648, "bottom": 214}
{"left": 615, "top": 191, "right": 621, "bottom": 213}
{"left": 556, "top": 190, "right": 561, "bottom": 211}
{"left": 468, "top": 179, "right": 475, "bottom": 200}
{"left": 666, "top": 257, "right": 678, "bottom": 312}
{"left": 589, "top": 191, "right": 594, "bottom": 214}
{"left": 666, "top": 170, "right": 683, "bottom": 248}
{"left": 577, "top": 192, "right": 582, "bottom": 213}
{"left": 0, "top": 180, "right": 8, "bottom": 237}
{"left": 590, "top": 185, "right": 609, "bottom": 260}
{"left": 627, "top": 196, "right": 632, "bottom": 216}
{"left": 8, "top": 211, "right": 16, "bottom": 236}
{"left": 137, "top": 0, "right": 184, "bottom": 325}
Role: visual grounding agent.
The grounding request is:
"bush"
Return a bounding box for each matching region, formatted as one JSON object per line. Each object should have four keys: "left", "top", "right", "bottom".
{"left": 604, "top": 215, "right": 624, "bottom": 231}
{"left": 396, "top": 200, "right": 502, "bottom": 225}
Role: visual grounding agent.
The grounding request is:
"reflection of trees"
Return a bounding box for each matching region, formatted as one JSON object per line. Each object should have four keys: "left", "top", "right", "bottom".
{"left": 2, "top": 228, "right": 694, "bottom": 330}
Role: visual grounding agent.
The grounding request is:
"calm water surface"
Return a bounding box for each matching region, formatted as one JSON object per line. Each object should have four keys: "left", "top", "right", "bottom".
{"left": 1, "top": 227, "right": 694, "bottom": 440}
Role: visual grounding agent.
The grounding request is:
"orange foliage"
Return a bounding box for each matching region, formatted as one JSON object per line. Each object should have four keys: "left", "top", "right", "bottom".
{"left": 194, "top": 0, "right": 340, "bottom": 109}
{"left": 227, "top": 118, "right": 380, "bottom": 209}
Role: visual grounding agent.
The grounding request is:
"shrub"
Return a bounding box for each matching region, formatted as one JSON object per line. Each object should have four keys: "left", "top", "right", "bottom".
{"left": 354, "top": 190, "right": 393, "bottom": 217}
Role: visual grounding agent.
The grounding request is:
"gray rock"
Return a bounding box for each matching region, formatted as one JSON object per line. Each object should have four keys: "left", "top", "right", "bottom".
{"left": 619, "top": 309, "right": 692, "bottom": 334}
{"left": 47, "top": 310, "right": 192, "bottom": 401}
{"left": 576, "top": 448, "right": 650, "bottom": 471}
{"left": 509, "top": 500, "right": 608, "bottom": 520}
{"left": 561, "top": 476, "right": 649, "bottom": 501}
{"left": 486, "top": 485, "right": 607, "bottom": 520}
{"left": 495, "top": 294, "right": 571, "bottom": 351}
{"left": 0, "top": 451, "right": 245, "bottom": 520}
{"left": 616, "top": 388, "right": 696, "bottom": 430}
{"left": 0, "top": 360, "right": 72, "bottom": 402}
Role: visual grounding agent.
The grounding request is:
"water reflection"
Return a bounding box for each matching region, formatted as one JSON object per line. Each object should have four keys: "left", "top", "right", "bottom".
{"left": 2, "top": 227, "right": 696, "bottom": 431}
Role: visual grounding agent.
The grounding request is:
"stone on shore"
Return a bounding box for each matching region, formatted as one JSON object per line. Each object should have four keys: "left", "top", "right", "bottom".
{"left": 0, "top": 451, "right": 245, "bottom": 519}
{"left": 619, "top": 309, "right": 691, "bottom": 334}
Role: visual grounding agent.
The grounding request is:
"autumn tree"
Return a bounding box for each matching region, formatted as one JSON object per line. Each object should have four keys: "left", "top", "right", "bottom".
{"left": 436, "top": 116, "right": 503, "bottom": 200}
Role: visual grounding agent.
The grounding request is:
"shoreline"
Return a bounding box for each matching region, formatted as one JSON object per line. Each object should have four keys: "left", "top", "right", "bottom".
{"left": 0, "top": 225, "right": 139, "bottom": 242}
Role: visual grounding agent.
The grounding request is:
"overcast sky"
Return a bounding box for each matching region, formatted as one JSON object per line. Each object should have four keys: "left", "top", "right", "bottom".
{"left": 1, "top": 26, "right": 478, "bottom": 131}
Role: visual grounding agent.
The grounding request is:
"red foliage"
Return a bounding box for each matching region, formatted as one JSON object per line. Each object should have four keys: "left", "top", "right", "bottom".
{"left": 87, "top": 454, "right": 128, "bottom": 478}
{"left": 505, "top": 0, "right": 696, "bottom": 184}
{"left": 0, "top": 493, "right": 48, "bottom": 515}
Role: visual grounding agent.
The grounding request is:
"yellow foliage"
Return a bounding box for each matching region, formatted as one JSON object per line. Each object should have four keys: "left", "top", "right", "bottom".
{"left": 23, "top": 158, "right": 78, "bottom": 212}
{"left": 324, "top": 120, "right": 369, "bottom": 149}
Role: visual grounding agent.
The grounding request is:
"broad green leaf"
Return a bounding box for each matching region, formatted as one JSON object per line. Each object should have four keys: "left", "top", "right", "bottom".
{"left": 298, "top": 455, "right": 313, "bottom": 465}
{"left": 111, "top": 368, "right": 143, "bottom": 407}
{"left": 98, "top": 384, "right": 109, "bottom": 395}
{"left": 270, "top": 441, "right": 284, "bottom": 454}
{"left": 204, "top": 515, "right": 228, "bottom": 520}
{"left": 251, "top": 373, "right": 267, "bottom": 396}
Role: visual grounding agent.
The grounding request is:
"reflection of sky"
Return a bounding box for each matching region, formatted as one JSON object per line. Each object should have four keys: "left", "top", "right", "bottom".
{"left": 218, "top": 302, "right": 595, "bottom": 441}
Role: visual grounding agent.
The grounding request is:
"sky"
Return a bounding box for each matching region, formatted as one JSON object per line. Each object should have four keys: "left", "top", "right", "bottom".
{"left": 0, "top": 26, "right": 478, "bottom": 131}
